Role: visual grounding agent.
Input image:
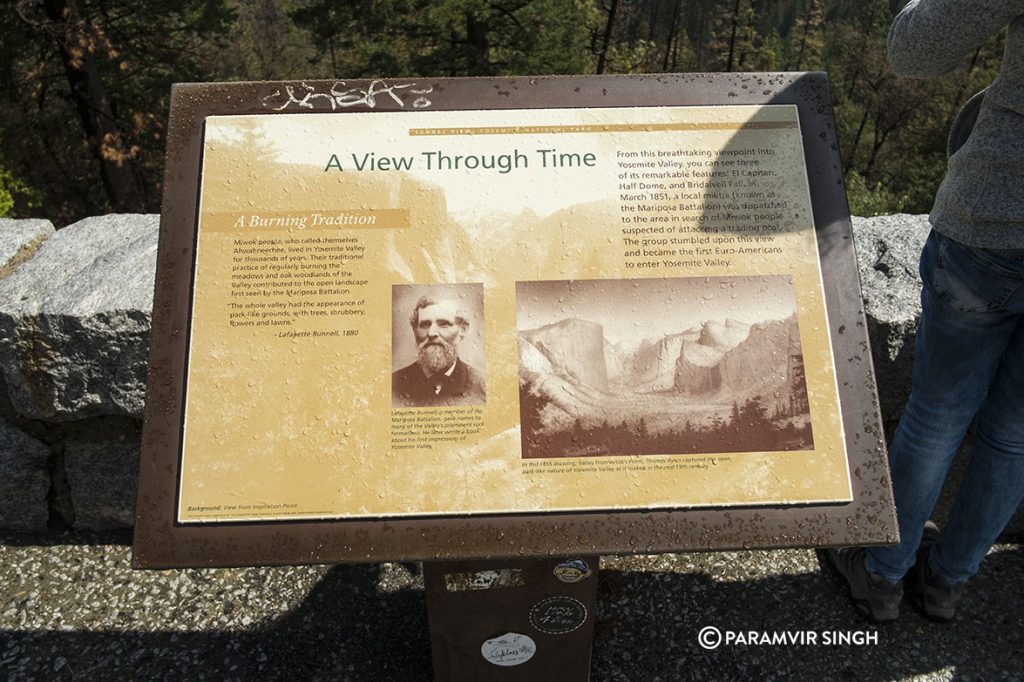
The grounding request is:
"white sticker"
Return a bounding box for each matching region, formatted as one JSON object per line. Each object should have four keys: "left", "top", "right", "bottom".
{"left": 445, "top": 569, "right": 525, "bottom": 591}
{"left": 529, "top": 596, "right": 588, "bottom": 634}
{"left": 480, "top": 632, "right": 536, "bottom": 667}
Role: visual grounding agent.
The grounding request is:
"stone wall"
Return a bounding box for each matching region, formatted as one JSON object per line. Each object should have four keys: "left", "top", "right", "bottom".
{"left": 0, "top": 214, "right": 931, "bottom": 532}
{"left": 0, "top": 216, "right": 155, "bottom": 531}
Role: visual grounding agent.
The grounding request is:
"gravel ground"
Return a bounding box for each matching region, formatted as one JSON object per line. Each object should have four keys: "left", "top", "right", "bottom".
{"left": 2, "top": 532, "right": 1021, "bottom": 681}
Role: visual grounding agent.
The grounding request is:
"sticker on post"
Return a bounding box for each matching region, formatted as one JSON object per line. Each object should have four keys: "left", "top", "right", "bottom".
{"left": 553, "top": 559, "right": 592, "bottom": 583}
{"left": 529, "top": 596, "right": 588, "bottom": 634}
{"left": 481, "top": 632, "right": 536, "bottom": 667}
{"left": 445, "top": 569, "right": 525, "bottom": 592}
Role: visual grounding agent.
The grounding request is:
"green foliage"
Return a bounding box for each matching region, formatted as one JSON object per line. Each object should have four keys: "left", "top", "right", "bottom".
{"left": 844, "top": 170, "right": 909, "bottom": 217}
{"left": 709, "top": 0, "right": 758, "bottom": 71}
{"left": 0, "top": 0, "right": 1009, "bottom": 224}
{"left": 603, "top": 39, "right": 659, "bottom": 74}
{"left": 822, "top": 0, "right": 1002, "bottom": 214}
{"left": 291, "top": 0, "right": 595, "bottom": 78}
{"left": 0, "top": 164, "right": 32, "bottom": 218}
{"left": 0, "top": 0, "right": 234, "bottom": 223}
{"left": 786, "top": 0, "right": 824, "bottom": 70}
{"left": 216, "top": 0, "right": 317, "bottom": 80}
{"left": 0, "top": 133, "right": 39, "bottom": 217}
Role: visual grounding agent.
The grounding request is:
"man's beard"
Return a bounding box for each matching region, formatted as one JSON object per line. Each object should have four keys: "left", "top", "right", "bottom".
{"left": 417, "top": 339, "right": 458, "bottom": 374}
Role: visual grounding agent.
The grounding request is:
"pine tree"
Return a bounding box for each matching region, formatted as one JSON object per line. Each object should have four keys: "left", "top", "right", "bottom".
{"left": 292, "top": 0, "right": 595, "bottom": 78}
{"left": 3, "top": 0, "right": 233, "bottom": 222}
{"left": 788, "top": 0, "right": 824, "bottom": 71}
{"left": 708, "top": 0, "right": 759, "bottom": 72}
{"left": 661, "top": 0, "right": 692, "bottom": 71}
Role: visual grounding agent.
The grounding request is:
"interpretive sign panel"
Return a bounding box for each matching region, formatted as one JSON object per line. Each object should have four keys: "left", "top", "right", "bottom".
{"left": 181, "top": 104, "right": 847, "bottom": 523}
{"left": 133, "top": 74, "right": 896, "bottom": 568}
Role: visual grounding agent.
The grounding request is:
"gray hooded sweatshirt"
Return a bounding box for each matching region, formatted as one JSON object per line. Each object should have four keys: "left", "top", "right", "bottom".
{"left": 889, "top": 0, "right": 1024, "bottom": 248}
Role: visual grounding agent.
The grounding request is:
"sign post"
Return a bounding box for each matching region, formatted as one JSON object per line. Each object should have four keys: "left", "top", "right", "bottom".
{"left": 133, "top": 74, "right": 896, "bottom": 677}
{"left": 424, "top": 557, "right": 599, "bottom": 679}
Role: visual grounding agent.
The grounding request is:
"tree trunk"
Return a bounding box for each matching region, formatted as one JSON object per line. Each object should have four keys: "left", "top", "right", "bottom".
{"left": 648, "top": 0, "right": 660, "bottom": 43}
{"left": 695, "top": 7, "right": 706, "bottom": 69}
{"left": 845, "top": 103, "right": 871, "bottom": 172}
{"left": 793, "top": 1, "right": 811, "bottom": 71}
{"left": 43, "top": 0, "right": 143, "bottom": 213}
{"left": 465, "top": 11, "right": 491, "bottom": 75}
{"left": 597, "top": 0, "right": 619, "bottom": 74}
{"left": 726, "top": 0, "right": 742, "bottom": 72}
{"left": 662, "top": 0, "right": 683, "bottom": 71}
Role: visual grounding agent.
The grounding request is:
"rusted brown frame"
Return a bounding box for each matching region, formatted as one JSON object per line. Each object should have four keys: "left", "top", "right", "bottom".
{"left": 133, "top": 74, "right": 895, "bottom": 569}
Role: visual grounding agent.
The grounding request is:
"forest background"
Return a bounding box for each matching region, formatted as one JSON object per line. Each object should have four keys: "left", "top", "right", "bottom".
{"left": 0, "top": 0, "right": 1005, "bottom": 226}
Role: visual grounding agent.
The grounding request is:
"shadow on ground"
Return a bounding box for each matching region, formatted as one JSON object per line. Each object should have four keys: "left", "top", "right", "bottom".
{"left": 593, "top": 549, "right": 1023, "bottom": 681}
{"left": 2, "top": 562, "right": 430, "bottom": 681}
{"left": 3, "top": 541, "right": 1022, "bottom": 681}
{"left": 4, "top": 434, "right": 1022, "bottom": 681}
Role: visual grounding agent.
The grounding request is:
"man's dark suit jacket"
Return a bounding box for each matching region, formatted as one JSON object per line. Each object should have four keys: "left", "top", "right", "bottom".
{"left": 392, "top": 358, "right": 486, "bottom": 407}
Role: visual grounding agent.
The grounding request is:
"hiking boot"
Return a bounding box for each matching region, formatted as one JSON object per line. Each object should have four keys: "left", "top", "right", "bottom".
{"left": 818, "top": 547, "right": 903, "bottom": 623}
{"left": 909, "top": 522, "right": 966, "bottom": 622}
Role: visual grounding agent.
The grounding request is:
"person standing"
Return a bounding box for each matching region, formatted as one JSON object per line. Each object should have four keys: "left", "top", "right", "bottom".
{"left": 822, "top": 0, "right": 1024, "bottom": 622}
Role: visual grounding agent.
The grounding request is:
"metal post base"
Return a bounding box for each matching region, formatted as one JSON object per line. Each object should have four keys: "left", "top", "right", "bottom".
{"left": 424, "top": 556, "right": 600, "bottom": 680}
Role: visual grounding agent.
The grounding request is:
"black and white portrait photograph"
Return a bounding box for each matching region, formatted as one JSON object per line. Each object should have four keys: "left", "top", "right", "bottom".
{"left": 392, "top": 282, "right": 486, "bottom": 408}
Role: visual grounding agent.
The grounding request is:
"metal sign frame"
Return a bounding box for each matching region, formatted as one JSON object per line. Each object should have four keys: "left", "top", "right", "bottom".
{"left": 132, "top": 73, "right": 895, "bottom": 569}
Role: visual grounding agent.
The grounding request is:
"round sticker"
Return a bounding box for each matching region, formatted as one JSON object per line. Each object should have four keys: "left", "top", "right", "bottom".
{"left": 529, "top": 596, "right": 588, "bottom": 635}
{"left": 480, "top": 632, "right": 536, "bottom": 667}
{"left": 553, "top": 559, "right": 592, "bottom": 583}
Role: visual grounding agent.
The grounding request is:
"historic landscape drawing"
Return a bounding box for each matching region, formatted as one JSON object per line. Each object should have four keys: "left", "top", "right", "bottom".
{"left": 516, "top": 276, "right": 814, "bottom": 459}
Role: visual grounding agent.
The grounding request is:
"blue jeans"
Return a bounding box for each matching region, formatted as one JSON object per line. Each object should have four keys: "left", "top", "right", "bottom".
{"left": 866, "top": 230, "right": 1024, "bottom": 585}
